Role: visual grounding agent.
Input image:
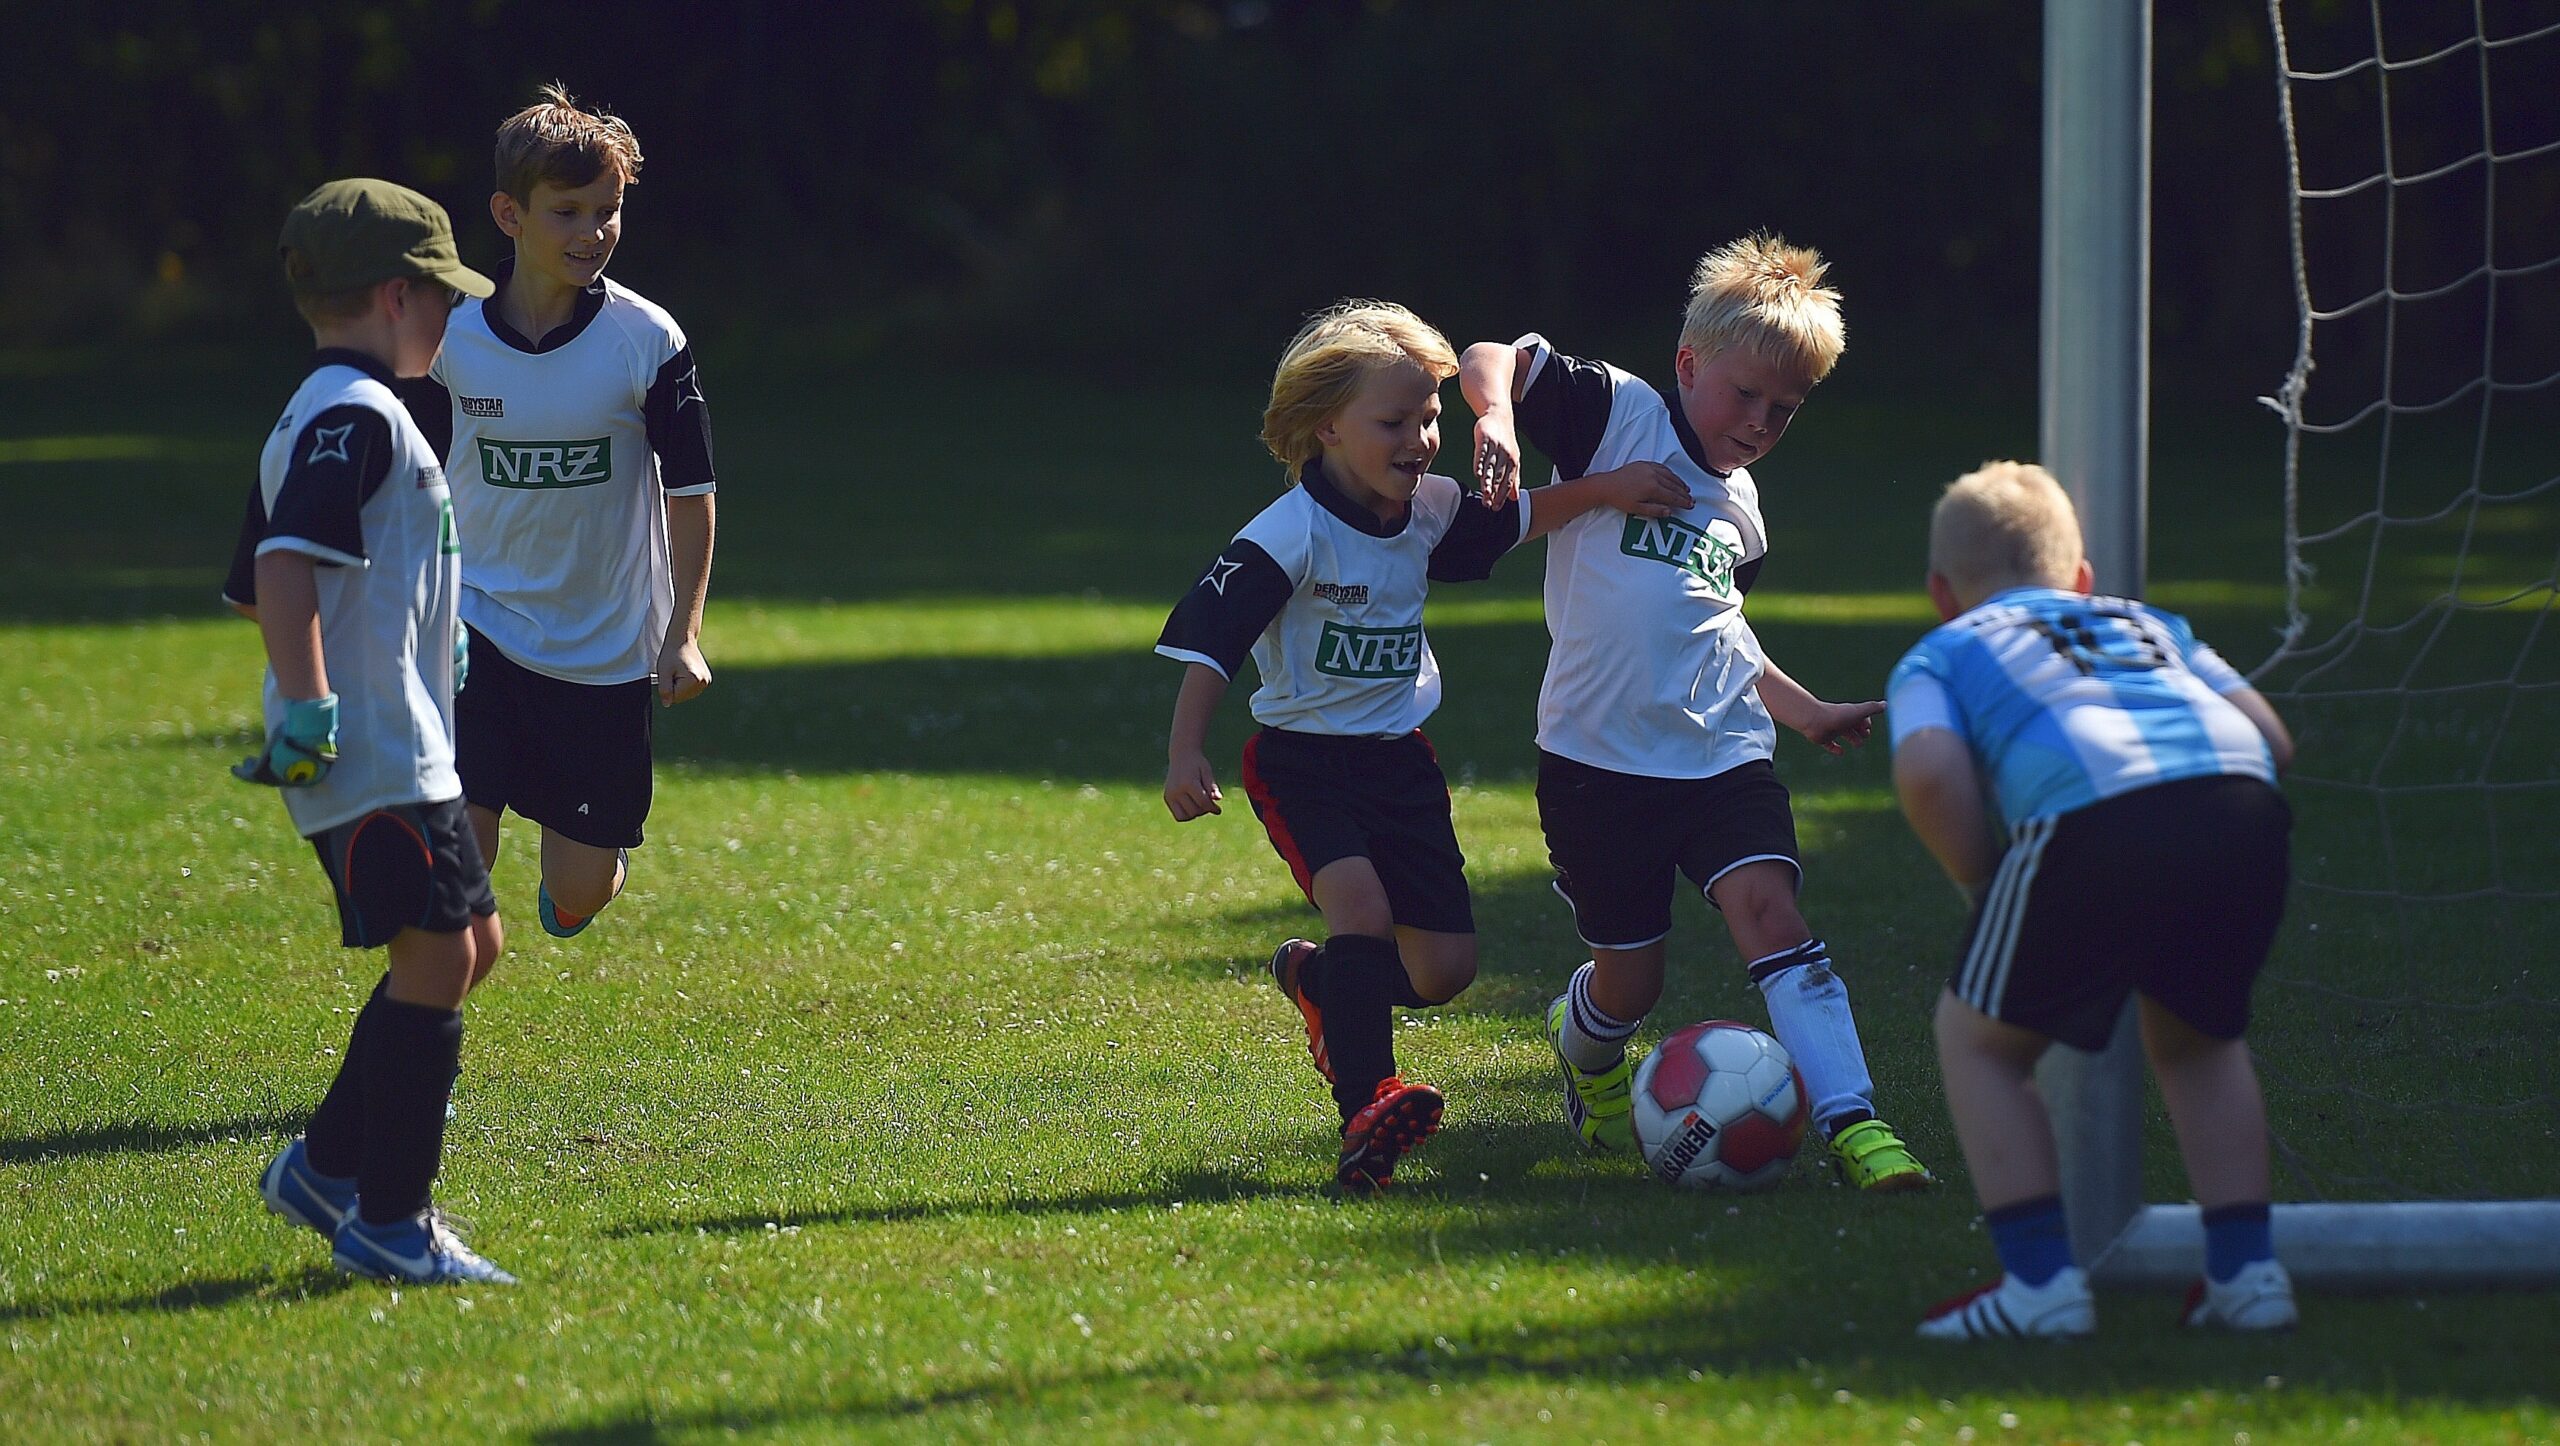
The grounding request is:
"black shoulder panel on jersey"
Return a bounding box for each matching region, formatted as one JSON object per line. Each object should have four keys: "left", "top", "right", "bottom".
{"left": 1513, "top": 346, "right": 1619, "bottom": 481}
{"left": 1157, "top": 538, "right": 1294, "bottom": 678}
{"left": 1735, "top": 556, "right": 1764, "bottom": 596}
{"left": 389, "top": 377, "right": 454, "bottom": 463}
{"left": 221, "top": 480, "right": 269, "bottom": 607}
{"left": 1429, "top": 494, "right": 1526, "bottom": 582}
{"left": 267, "top": 404, "right": 396, "bottom": 564}
{"left": 646, "top": 345, "right": 718, "bottom": 491}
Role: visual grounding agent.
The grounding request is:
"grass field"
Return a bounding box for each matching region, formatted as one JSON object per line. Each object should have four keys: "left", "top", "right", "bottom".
{"left": 2, "top": 346, "right": 2553, "bottom": 1442}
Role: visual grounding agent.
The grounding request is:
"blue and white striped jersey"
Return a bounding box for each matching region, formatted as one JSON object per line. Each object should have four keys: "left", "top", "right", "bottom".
{"left": 1886, "top": 587, "right": 2273, "bottom": 829}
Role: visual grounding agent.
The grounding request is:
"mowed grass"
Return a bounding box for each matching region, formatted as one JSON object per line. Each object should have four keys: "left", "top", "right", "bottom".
{"left": 1, "top": 350, "right": 2553, "bottom": 1441}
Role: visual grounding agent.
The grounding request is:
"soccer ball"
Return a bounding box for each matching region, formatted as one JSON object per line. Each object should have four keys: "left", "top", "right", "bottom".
{"left": 1630, "top": 1020, "right": 1809, "bottom": 1190}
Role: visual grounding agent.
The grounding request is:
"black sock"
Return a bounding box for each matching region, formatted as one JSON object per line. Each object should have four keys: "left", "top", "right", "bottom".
{"left": 1318, "top": 933, "right": 1401, "bottom": 1125}
{"left": 303, "top": 976, "right": 388, "bottom": 1179}
{"left": 357, "top": 996, "right": 464, "bottom": 1224}
{"left": 1821, "top": 1106, "right": 1875, "bottom": 1142}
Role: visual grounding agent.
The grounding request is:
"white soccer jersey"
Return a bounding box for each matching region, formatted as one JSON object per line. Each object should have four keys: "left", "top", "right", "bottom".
{"left": 1512, "top": 334, "right": 1774, "bottom": 779}
{"left": 1156, "top": 466, "right": 1530, "bottom": 738}
{"left": 425, "top": 263, "right": 717, "bottom": 685}
{"left": 223, "top": 350, "right": 461, "bottom": 837}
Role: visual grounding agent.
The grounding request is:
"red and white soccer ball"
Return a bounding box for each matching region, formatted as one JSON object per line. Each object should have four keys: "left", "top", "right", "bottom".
{"left": 1630, "top": 1020, "right": 1810, "bottom": 1190}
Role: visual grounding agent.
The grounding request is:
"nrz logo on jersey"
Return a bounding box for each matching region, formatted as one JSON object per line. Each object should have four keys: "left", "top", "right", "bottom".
{"left": 1621, "top": 515, "right": 1740, "bottom": 593}
{"left": 477, "top": 437, "right": 613, "bottom": 489}
{"left": 1315, "top": 622, "right": 1423, "bottom": 679}
{"left": 458, "top": 396, "right": 505, "bottom": 417}
{"left": 1312, "top": 581, "right": 1370, "bottom": 605}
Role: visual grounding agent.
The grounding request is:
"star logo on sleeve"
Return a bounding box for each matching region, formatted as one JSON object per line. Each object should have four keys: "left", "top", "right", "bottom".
{"left": 1202, "top": 557, "right": 1243, "bottom": 595}
{"left": 306, "top": 423, "right": 357, "bottom": 464}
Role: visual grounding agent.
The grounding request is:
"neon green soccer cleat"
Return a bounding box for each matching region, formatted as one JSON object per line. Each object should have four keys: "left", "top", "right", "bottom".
{"left": 1828, "top": 1117, "right": 1936, "bottom": 1192}
{"left": 1544, "top": 995, "right": 1636, "bottom": 1153}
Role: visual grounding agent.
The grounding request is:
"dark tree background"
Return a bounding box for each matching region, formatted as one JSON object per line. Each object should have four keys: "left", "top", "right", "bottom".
{"left": 5, "top": 1, "right": 2545, "bottom": 398}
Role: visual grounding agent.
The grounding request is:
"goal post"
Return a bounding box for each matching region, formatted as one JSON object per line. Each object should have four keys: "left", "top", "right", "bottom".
{"left": 2039, "top": 0, "right": 2560, "bottom": 1291}
{"left": 2036, "top": 0, "right": 2152, "bottom": 1274}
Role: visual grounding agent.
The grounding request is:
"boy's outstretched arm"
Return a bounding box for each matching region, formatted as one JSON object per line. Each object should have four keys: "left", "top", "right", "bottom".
{"left": 659, "top": 493, "right": 715, "bottom": 705}
{"left": 1163, "top": 662, "right": 1228, "bottom": 822}
{"left": 1893, "top": 729, "right": 2002, "bottom": 899}
{"left": 1458, "top": 341, "right": 1531, "bottom": 506}
{"left": 1520, "top": 462, "right": 1692, "bottom": 542}
{"left": 1755, "top": 655, "right": 1883, "bottom": 754}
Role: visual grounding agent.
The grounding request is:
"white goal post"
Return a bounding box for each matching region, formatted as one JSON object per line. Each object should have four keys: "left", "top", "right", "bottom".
{"left": 2036, "top": 0, "right": 2560, "bottom": 1290}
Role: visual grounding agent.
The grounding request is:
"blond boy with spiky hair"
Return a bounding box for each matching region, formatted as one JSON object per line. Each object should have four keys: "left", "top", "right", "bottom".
{"left": 1893, "top": 462, "right": 2296, "bottom": 1340}
{"left": 1459, "top": 234, "right": 1934, "bottom": 1191}
{"left": 1157, "top": 300, "right": 1688, "bottom": 1195}
{"left": 412, "top": 83, "right": 719, "bottom": 943}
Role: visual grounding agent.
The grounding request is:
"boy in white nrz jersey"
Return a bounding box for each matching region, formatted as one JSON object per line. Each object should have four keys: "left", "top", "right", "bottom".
{"left": 225, "top": 180, "right": 514, "bottom": 1285}
{"left": 1459, "top": 234, "right": 1933, "bottom": 1192}
{"left": 416, "top": 84, "right": 718, "bottom": 939}
{"left": 1893, "top": 462, "right": 2299, "bottom": 1341}
{"left": 1157, "top": 301, "right": 1688, "bottom": 1196}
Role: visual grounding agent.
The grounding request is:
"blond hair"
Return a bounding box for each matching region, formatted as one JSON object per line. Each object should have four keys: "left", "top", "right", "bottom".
{"left": 1681, "top": 233, "right": 1846, "bottom": 381}
{"left": 495, "top": 82, "right": 643, "bottom": 201}
{"left": 1931, "top": 461, "right": 2087, "bottom": 602}
{"left": 1259, "top": 300, "right": 1458, "bottom": 474}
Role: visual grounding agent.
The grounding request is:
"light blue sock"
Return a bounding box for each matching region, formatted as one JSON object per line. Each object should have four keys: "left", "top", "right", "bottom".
{"left": 1751, "top": 938, "right": 1876, "bottom": 1133}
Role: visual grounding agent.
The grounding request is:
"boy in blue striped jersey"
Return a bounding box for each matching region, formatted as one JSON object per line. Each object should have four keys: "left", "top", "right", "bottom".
{"left": 1890, "top": 462, "right": 2298, "bottom": 1340}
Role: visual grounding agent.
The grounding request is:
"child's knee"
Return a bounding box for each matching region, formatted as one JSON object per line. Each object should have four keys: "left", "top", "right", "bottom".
{"left": 1406, "top": 942, "right": 1477, "bottom": 1003}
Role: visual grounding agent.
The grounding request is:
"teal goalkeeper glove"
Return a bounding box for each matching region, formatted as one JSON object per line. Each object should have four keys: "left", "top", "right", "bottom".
{"left": 232, "top": 694, "right": 339, "bottom": 787}
{"left": 454, "top": 619, "right": 469, "bottom": 694}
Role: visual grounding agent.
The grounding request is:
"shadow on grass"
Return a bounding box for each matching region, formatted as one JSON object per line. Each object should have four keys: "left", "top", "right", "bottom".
{"left": 520, "top": 1261, "right": 2552, "bottom": 1443}
{"left": 0, "top": 1111, "right": 306, "bottom": 1166}
{"left": 602, "top": 1164, "right": 1299, "bottom": 1240}
{"left": 0, "top": 1265, "right": 351, "bottom": 1324}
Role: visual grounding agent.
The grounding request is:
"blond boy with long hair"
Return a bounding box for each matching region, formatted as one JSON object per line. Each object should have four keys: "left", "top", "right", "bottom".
{"left": 1158, "top": 300, "right": 1687, "bottom": 1193}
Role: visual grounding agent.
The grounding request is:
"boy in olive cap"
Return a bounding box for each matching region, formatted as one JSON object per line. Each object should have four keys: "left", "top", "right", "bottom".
{"left": 223, "top": 178, "right": 515, "bottom": 1284}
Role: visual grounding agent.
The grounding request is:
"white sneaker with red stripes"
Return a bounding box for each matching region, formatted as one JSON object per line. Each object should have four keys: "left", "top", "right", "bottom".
{"left": 1916, "top": 1266, "right": 2096, "bottom": 1341}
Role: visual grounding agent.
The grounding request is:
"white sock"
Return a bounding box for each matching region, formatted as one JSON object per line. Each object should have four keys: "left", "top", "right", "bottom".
{"left": 1751, "top": 938, "right": 1876, "bottom": 1133}
{"left": 1557, "top": 960, "right": 1641, "bottom": 1072}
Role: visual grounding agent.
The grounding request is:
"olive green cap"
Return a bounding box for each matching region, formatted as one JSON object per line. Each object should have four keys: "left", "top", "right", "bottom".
{"left": 279, "top": 178, "right": 495, "bottom": 298}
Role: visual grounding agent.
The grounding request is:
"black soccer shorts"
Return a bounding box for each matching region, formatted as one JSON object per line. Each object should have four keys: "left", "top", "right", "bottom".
{"left": 1237, "top": 727, "right": 1474, "bottom": 935}
{"left": 455, "top": 625, "right": 654, "bottom": 849}
{"left": 1952, "top": 774, "right": 2292, "bottom": 1050}
{"left": 308, "top": 798, "right": 498, "bottom": 948}
{"left": 1536, "top": 752, "right": 1802, "bottom": 950}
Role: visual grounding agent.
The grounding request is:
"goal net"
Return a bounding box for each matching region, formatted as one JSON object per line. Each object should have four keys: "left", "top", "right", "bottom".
{"left": 2244, "top": 0, "right": 2560, "bottom": 1206}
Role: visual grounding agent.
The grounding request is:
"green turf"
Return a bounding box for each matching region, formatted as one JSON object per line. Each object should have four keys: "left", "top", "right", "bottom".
{"left": 1, "top": 353, "right": 2553, "bottom": 1441}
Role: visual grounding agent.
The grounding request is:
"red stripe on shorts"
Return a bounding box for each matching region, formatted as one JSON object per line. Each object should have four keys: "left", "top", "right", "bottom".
{"left": 1239, "top": 732, "right": 1316, "bottom": 905}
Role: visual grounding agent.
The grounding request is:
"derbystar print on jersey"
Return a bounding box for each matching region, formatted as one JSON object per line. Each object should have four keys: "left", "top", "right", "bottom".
{"left": 1511, "top": 333, "right": 1774, "bottom": 779}
{"left": 422, "top": 259, "right": 716, "bottom": 686}
{"left": 1156, "top": 465, "right": 1529, "bottom": 737}
{"left": 1886, "top": 586, "right": 2277, "bottom": 830}
{"left": 223, "top": 349, "right": 463, "bottom": 838}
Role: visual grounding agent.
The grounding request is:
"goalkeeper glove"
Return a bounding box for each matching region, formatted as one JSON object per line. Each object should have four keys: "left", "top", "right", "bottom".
{"left": 454, "top": 618, "right": 469, "bottom": 694}
{"left": 232, "top": 694, "right": 339, "bottom": 787}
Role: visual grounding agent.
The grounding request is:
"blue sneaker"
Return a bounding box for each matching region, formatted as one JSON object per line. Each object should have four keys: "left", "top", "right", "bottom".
{"left": 260, "top": 1137, "right": 356, "bottom": 1239}
{"left": 538, "top": 848, "right": 628, "bottom": 938}
{"left": 333, "top": 1208, "right": 518, "bottom": 1285}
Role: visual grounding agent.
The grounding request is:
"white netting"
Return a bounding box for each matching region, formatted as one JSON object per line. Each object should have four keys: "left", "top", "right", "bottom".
{"left": 2249, "top": 0, "right": 2560, "bottom": 1200}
